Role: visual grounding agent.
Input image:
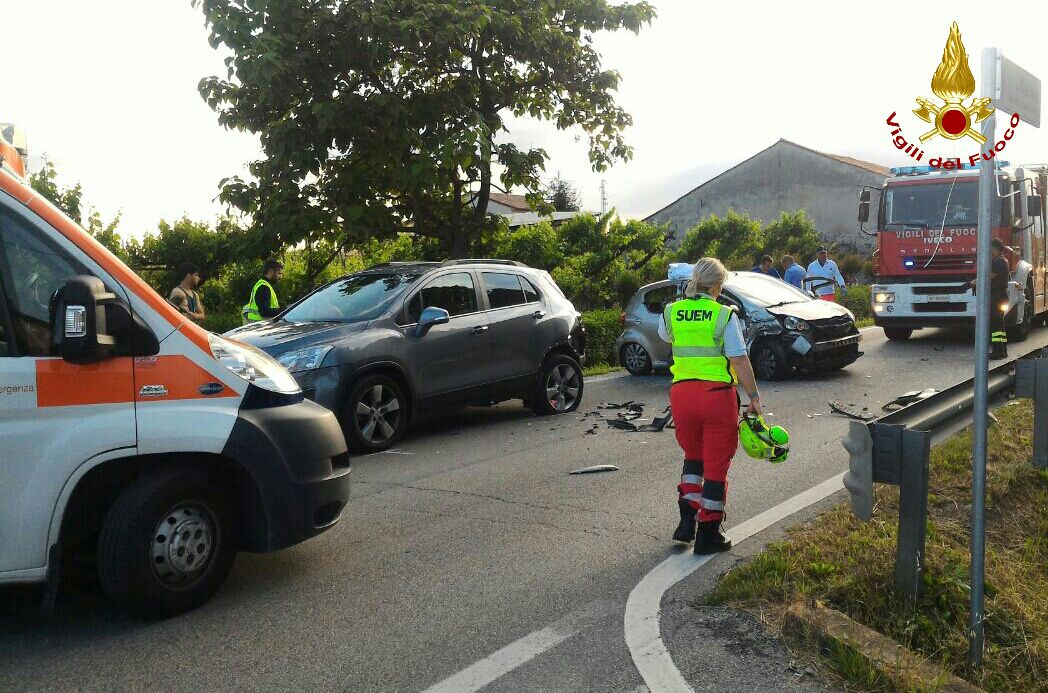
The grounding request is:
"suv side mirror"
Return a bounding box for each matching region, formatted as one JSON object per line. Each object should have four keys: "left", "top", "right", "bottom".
{"left": 858, "top": 189, "right": 871, "bottom": 223}
{"left": 51, "top": 275, "right": 118, "bottom": 363}
{"left": 415, "top": 306, "right": 450, "bottom": 337}
{"left": 51, "top": 275, "right": 159, "bottom": 362}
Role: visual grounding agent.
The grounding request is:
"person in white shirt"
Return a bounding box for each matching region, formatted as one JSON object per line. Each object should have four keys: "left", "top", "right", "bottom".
{"left": 806, "top": 248, "right": 846, "bottom": 301}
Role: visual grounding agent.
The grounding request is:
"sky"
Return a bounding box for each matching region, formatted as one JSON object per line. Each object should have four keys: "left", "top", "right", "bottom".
{"left": 6, "top": 1, "right": 1048, "bottom": 240}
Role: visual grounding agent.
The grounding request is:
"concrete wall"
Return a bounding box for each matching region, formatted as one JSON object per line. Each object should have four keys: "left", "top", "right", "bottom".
{"left": 647, "top": 140, "right": 882, "bottom": 253}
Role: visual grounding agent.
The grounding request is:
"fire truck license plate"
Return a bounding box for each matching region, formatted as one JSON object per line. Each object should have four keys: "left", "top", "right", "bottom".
{"left": 928, "top": 295, "right": 950, "bottom": 303}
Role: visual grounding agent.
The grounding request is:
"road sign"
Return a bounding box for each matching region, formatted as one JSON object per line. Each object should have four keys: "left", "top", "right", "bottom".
{"left": 991, "top": 49, "right": 1042, "bottom": 127}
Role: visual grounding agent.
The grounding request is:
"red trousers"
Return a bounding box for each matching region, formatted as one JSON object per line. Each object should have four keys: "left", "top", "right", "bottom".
{"left": 670, "top": 380, "right": 739, "bottom": 522}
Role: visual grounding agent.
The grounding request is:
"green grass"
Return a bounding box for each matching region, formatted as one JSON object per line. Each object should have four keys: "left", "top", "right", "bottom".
{"left": 583, "top": 363, "right": 622, "bottom": 377}
{"left": 856, "top": 318, "right": 875, "bottom": 329}
{"left": 710, "top": 400, "right": 1048, "bottom": 692}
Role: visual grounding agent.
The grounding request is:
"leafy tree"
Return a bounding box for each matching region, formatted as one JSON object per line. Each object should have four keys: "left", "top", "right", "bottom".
{"left": 677, "top": 210, "right": 764, "bottom": 270}
{"left": 544, "top": 174, "right": 582, "bottom": 212}
{"left": 29, "top": 160, "right": 83, "bottom": 224}
{"left": 196, "top": 0, "right": 655, "bottom": 257}
{"left": 762, "top": 210, "right": 824, "bottom": 265}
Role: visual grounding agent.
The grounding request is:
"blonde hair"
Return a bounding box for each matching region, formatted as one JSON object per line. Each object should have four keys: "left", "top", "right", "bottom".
{"left": 686, "top": 257, "right": 728, "bottom": 297}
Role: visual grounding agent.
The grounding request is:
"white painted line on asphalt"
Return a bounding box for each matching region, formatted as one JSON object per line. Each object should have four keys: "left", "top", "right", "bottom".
{"left": 420, "top": 604, "right": 599, "bottom": 693}
{"left": 860, "top": 325, "right": 880, "bottom": 334}
{"left": 623, "top": 472, "right": 847, "bottom": 693}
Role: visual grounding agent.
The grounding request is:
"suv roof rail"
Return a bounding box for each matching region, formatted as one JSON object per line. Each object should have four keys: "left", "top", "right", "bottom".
{"left": 440, "top": 258, "right": 528, "bottom": 267}
{"left": 368, "top": 261, "right": 440, "bottom": 269}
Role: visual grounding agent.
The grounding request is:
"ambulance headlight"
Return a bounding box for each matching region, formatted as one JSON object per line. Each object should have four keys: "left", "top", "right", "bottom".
{"left": 208, "top": 334, "right": 301, "bottom": 394}
{"left": 276, "top": 345, "right": 333, "bottom": 373}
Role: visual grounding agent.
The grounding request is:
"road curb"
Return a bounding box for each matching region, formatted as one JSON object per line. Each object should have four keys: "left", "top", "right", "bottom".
{"left": 782, "top": 601, "right": 985, "bottom": 693}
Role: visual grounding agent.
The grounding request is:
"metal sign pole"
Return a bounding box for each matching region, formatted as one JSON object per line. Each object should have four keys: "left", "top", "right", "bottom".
{"left": 968, "top": 46, "right": 998, "bottom": 670}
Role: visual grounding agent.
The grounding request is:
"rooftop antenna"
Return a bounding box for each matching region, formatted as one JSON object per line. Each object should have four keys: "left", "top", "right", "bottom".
{"left": 600, "top": 179, "right": 608, "bottom": 215}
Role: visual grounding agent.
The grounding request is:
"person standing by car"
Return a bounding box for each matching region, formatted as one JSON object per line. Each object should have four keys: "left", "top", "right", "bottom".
{"left": 659, "top": 258, "right": 763, "bottom": 554}
{"left": 169, "top": 262, "right": 206, "bottom": 323}
{"left": 806, "top": 248, "right": 845, "bottom": 301}
{"left": 781, "top": 255, "right": 805, "bottom": 289}
{"left": 751, "top": 254, "right": 781, "bottom": 279}
{"left": 968, "top": 238, "right": 1010, "bottom": 359}
{"left": 242, "top": 260, "right": 284, "bottom": 324}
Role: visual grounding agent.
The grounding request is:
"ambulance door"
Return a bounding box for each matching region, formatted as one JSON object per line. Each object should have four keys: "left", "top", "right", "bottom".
{"left": 0, "top": 194, "right": 136, "bottom": 574}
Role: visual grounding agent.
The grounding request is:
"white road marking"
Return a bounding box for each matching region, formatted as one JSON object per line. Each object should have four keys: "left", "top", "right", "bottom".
{"left": 623, "top": 472, "right": 847, "bottom": 693}
{"left": 859, "top": 325, "right": 880, "bottom": 334}
{"left": 419, "top": 603, "right": 602, "bottom": 693}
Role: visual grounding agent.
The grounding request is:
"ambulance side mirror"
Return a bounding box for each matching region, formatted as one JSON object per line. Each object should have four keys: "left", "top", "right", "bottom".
{"left": 858, "top": 189, "right": 871, "bottom": 223}
{"left": 52, "top": 275, "right": 119, "bottom": 363}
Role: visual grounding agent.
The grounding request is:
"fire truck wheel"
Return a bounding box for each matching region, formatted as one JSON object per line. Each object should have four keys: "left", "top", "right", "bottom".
{"left": 751, "top": 340, "right": 792, "bottom": 381}
{"left": 97, "top": 469, "right": 235, "bottom": 619}
{"left": 883, "top": 328, "right": 913, "bottom": 341}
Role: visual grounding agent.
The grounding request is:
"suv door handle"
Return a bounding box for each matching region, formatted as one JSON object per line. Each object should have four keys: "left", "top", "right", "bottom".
{"left": 531, "top": 310, "right": 546, "bottom": 319}
{"left": 632, "top": 318, "right": 642, "bottom": 324}
{"left": 472, "top": 325, "right": 489, "bottom": 334}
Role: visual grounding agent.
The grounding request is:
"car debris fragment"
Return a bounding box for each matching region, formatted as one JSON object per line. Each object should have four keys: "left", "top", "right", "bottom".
{"left": 882, "top": 388, "right": 938, "bottom": 412}
{"left": 569, "top": 464, "right": 620, "bottom": 475}
{"left": 828, "top": 400, "right": 876, "bottom": 421}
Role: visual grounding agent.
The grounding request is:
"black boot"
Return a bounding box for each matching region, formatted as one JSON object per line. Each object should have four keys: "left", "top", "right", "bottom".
{"left": 694, "top": 520, "right": 732, "bottom": 555}
{"left": 672, "top": 499, "right": 697, "bottom": 543}
{"left": 991, "top": 345, "right": 1008, "bottom": 360}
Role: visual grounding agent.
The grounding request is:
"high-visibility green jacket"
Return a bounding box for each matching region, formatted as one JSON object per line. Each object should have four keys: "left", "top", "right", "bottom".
{"left": 664, "top": 296, "right": 737, "bottom": 384}
{"left": 242, "top": 278, "right": 279, "bottom": 323}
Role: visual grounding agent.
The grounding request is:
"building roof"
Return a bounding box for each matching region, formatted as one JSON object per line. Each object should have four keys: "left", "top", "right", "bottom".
{"left": 489, "top": 192, "right": 532, "bottom": 211}
{"left": 645, "top": 138, "right": 889, "bottom": 220}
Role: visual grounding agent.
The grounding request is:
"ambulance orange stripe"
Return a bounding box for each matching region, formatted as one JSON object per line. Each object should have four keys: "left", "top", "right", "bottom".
{"left": 133, "top": 355, "right": 237, "bottom": 401}
{"left": 0, "top": 171, "right": 212, "bottom": 357}
{"left": 36, "top": 359, "right": 134, "bottom": 407}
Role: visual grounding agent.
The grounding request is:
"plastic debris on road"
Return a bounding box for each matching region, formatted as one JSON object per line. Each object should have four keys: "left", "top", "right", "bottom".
{"left": 828, "top": 399, "right": 876, "bottom": 421}
{"left": 882, "top": 388, "right": 938, "bottom": 412}
{"left": 569, "top": 464, "right": 620, "bottom": 475}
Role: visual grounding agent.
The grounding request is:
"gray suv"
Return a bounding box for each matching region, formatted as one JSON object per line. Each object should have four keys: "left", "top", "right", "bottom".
{"left": 227, "top": 260, "right": 586, "bottom": 452}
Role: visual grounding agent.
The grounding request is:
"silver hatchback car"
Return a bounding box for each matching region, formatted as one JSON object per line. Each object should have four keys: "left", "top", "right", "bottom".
{"left": 615, "top": 272, "right": 863, "bottom": 380}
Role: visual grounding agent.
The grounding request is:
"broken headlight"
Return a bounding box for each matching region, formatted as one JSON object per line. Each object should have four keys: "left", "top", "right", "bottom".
{"left": 783, "top": 316, "right": 810, "bottom": 332}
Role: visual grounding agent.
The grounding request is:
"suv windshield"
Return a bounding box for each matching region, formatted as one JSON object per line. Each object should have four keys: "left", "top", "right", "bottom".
{"left": 727, "top": 273, "right": 813, "bottom": 307}
{"left": 881, "top": 180, "right": 979, "bottom": 228}
{"left": 283, "top": 272, "right": 421, "bottom": 323}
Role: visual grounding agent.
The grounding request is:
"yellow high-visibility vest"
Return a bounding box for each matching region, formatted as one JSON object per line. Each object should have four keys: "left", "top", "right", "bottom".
{"left": 664, "top": 296, "right": 737, "bottom": 384}
{"left": 242, "top": 279, "right": 279, "bottom": 323}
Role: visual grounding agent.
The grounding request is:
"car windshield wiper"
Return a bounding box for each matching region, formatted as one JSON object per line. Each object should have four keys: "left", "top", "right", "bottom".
{"left": 764, "top": 300, "right": 802, "bottom": 309}
{"left": 885, "top": 220, "right": 931, "bottom": 229}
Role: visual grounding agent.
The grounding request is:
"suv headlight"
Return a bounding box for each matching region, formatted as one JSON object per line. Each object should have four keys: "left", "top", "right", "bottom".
{"left": 276, "top": 345, "right": 333, "bottom": 373}
{"left": 783, "top": 316, "right": 810, "bottom": 332}
{"left": 208, "top": 334, "right": 301, "bottom": 394}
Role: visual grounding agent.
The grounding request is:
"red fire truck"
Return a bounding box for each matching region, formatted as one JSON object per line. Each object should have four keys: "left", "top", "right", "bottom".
{"left": 858, "top": 163, "right": 1048, "bottom": 341}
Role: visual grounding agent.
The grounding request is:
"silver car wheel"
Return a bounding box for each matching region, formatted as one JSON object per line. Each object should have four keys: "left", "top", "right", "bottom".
{"left": 623, "top": 343, "right": 650, "bottom": 373}
{"left": 151, "top": 502, "right": 216, "bottom": 588}
{"left": 545, "top": 363, "right": 581, "bottom": 412}
{"left": 356, "top": 384, "right": 401, "bottom": 444}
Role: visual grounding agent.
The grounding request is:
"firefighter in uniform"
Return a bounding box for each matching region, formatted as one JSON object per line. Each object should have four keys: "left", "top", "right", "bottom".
{"left": 242, "top": 260, "right": 284, "bottom": 324}
{"left": 659, "top": 258, "right": 764, "bottom": 554}
{"left": 969, "top": 239, "right": 1009, "bottom": 359}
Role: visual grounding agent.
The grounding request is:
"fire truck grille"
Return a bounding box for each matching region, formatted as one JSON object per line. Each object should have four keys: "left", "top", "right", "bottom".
{"left": 910, "top": 254, "right": 976, "bottom": 271}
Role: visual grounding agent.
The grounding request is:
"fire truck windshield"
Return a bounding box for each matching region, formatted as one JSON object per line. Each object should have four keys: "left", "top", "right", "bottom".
{"left": 881, "top": 180, "right": 978, "bottom": 229}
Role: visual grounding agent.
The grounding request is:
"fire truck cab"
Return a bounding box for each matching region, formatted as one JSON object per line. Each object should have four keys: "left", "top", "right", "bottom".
{"left": 859, "top": 163, "right": 1048, "bottom": 341}
{"left": 0, "top": 127, "right": 351, "bottom": 617}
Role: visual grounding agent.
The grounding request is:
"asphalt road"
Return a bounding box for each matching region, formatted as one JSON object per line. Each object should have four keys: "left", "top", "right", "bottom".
{"left": 3, "top": 325, "right": 1047, "bottom": 693}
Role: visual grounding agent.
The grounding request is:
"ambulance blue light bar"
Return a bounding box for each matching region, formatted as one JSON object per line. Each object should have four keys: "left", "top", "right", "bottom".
{"left": 889, "top": 161, "right": 1010, "bottom": 176}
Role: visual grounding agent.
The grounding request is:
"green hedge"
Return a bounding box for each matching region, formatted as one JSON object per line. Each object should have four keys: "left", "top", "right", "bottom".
{"left": 839, "top": 284, "right": 872, "bottom": 323}
{"left": 201, "top": 312, "right": 242, "bottom": 335}
{"left": 582, "top": 308, "right": 622, "bottom": 366}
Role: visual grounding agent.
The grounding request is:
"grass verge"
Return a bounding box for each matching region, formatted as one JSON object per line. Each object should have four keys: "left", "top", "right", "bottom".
{"left": 583, "top": 362, "right": 622, "bottom": 377}
{"left": 710, "top": 399, "right": 1048, "bottom": 692}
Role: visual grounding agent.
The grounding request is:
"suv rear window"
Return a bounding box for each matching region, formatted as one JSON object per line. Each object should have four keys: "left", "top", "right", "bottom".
{"left": 520, "top": 276, "right": 540, "bottom": 303}
{"left": 404, "top": 272, "right": 477, "bottom": 323}
{"left": 482, "top": 272, "right": 526, "bottom": 309}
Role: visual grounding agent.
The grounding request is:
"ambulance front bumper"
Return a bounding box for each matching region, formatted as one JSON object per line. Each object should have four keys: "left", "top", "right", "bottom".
{"left": 222, "top": 392, "right": 351, "bottom": 552}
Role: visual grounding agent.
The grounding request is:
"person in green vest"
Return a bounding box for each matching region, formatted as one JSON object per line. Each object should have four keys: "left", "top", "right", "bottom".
{"left": 659, "top": 257, "right": 763, "bottom": 554}
{"left": 242, "top": 260, "right": 284, "bottom": 324}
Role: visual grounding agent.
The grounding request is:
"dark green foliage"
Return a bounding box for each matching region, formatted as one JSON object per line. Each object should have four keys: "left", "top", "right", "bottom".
{"left": 545, "top": 175, "right": 582, "bottom": 212}
{"left": 194, "top": 0, "right": 655, "bottom": 257}
{"left": 839, "top": 284, "right": 872, "bottom": 323}
{"left": 581, "top": 309, "right": 622, "bottom": 366}
{"left": 676, "top": 209, "right": 825, "bottom": 271}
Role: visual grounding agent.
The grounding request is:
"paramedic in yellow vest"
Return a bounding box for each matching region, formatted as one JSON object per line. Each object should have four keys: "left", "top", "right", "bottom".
{"left": 660, "top": 258, "right": 763, "bottom": 554}
{"left": 243, "top": 260, "right": 284, "bottom": 324}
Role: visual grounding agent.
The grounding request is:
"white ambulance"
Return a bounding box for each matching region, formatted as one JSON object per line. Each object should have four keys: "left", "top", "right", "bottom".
{"left": 0, "top": 129, "right": 351, "bottom": 617}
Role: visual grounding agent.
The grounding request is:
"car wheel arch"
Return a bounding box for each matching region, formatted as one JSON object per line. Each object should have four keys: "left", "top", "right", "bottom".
{"left": 348, "top": 361, "right": 414, "bottom": 422}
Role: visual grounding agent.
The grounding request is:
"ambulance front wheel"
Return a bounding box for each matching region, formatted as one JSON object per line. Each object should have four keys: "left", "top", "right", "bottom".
{"left": 97, "top": 470, "right": 236, "bottom": 619}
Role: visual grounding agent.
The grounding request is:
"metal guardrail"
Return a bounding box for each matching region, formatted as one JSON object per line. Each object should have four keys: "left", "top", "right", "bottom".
{"left": 843, "top": 347, "right": 1047, "bottom": 604}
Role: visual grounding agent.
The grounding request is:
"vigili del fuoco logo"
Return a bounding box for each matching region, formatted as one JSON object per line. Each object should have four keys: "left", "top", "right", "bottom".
{"left": 886, "top": 22, "right": 1022, "bottom": 169}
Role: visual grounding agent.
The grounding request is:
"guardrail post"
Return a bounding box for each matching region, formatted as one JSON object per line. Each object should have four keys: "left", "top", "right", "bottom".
{"left": 869, "top": 423, "right": 931, "bottom": 604}
{"left": 1015, "top": 357, "right": 1048, "bottom": 470}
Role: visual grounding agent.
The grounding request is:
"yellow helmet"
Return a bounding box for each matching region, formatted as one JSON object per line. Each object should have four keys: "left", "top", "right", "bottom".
{"left": 739, "top": 414, "right": 789, "bottom": 463}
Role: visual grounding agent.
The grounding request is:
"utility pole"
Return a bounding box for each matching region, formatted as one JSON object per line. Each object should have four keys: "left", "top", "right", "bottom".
{"left": 600, "top": 179, "right": 608, "bottom": 215}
